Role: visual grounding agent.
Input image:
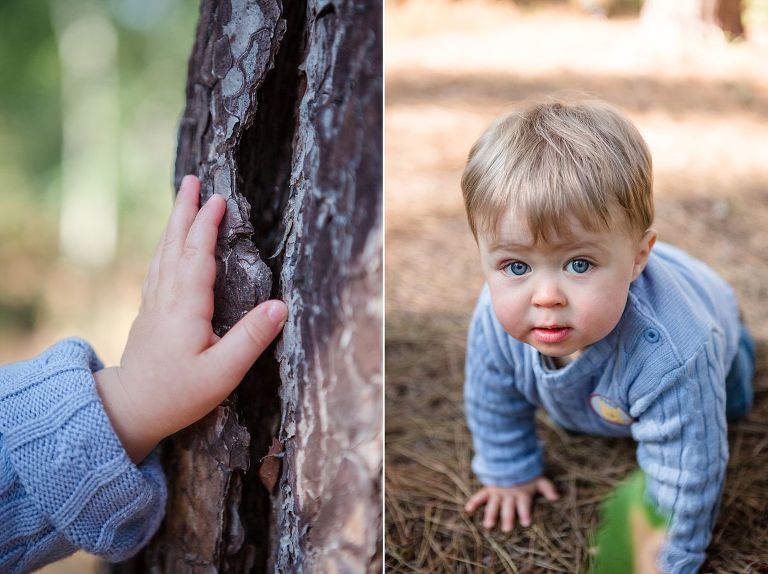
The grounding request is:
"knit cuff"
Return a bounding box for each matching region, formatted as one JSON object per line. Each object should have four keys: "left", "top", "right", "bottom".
{"left": 0, "top": 337, "right": 167, "bottom": 561}
{"left": 471, "top": 449, "right": 545, "bottom": 488}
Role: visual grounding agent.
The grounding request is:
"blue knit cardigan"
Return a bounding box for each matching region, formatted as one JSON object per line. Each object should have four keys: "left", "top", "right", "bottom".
{"left": 465, "top": 242, "right": 741, "bottom": 574}
{"left": 0, "top": 338, "right": 166, "bottom": 573}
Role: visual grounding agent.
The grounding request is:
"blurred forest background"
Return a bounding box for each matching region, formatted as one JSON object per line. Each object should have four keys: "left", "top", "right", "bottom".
{"left": 386, "top": 0, "right": 768, "bottom": 572}
{"left": 0, "top": 0, "right": 197, "bottom": 571}
{"left": 0, "top": 0, "right": 197, "bottom": 365}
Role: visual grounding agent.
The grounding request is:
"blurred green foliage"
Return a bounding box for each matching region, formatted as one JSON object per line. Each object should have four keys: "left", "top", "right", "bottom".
{"left": 0, "top": 2, "right": 61, "bottom": 197}
{"left": 0, "top": 0, "right": 198, "bottom": 335}
{"left": 589, "top": 470, "right": 669, "bottom": 574}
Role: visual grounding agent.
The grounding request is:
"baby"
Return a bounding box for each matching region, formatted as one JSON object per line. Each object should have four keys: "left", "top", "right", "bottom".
{"left": 0, "top": 175, "right": 287, "bottom": 571}
{"left": 460, "top": 97, "right": 754, "bottom": 573}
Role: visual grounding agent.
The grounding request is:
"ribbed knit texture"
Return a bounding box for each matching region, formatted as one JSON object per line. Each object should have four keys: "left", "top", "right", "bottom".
{"left": 0, "top": 338, "right": 167, "bottom": 573}
{"left": 465, "top": 241, "right": 742, "bottom": 574}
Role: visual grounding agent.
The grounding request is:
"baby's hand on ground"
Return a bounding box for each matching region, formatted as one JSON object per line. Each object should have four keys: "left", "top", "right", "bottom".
{"left": 94, "top": 175, "right": 288, "bottom": 464}
{"left": 464, "top": 476, "right": 559, "bottom": 532}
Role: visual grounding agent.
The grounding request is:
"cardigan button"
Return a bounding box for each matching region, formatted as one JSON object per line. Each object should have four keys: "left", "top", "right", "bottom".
{"left": 643, "top": 328, "right": 660, "bottom": 343}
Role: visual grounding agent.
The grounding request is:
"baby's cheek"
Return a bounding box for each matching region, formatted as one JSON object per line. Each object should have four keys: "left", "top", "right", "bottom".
{"left": 581, "top": 289, "right": 627, "bottom": 339}
{"left": 492, "top": 300, "right": 527, "bottom": 340}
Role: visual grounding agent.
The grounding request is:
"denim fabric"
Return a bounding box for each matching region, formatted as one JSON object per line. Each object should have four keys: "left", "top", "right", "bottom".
{"left": 725, "top": 322, "right": 755, "bottom": 422}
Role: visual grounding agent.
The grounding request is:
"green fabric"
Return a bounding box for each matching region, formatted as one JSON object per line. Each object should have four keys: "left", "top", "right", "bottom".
{"left": 589, "top": 470, "right": 669, "bottom": 574}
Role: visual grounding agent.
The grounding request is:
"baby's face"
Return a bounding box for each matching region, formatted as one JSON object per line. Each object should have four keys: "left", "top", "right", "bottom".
{"left": 477, "top": 212, "right": 653, "bottom": 359}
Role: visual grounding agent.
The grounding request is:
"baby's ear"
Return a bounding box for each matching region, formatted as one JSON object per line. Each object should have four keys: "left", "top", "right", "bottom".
{"left": 631, "top": 229, "right": 657, "bottom": 281}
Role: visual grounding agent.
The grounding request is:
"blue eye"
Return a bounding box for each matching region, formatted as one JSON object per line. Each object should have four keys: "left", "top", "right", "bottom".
{"left": 566, "top": 259, "right": 592, "bottom": 274}
{"left": 504, "top": 261, "right": 530, "bottom": 276}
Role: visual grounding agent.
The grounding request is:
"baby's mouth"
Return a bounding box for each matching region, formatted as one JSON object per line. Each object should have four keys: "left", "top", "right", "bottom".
{"left": 531, "top": 326, "right": 572, "bottom": 344}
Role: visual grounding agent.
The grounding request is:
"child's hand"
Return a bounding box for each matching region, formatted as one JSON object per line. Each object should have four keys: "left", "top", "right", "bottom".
{"left": 94, "top": 175, "right": 288, "bottom": 464}
{"left": 464, "top": 477, "right": 559, "bottom": 532}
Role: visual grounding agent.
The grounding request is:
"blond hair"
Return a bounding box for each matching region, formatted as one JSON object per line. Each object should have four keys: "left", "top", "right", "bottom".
{"left": 461, "top": 95, "right": 653, "bottom": 243}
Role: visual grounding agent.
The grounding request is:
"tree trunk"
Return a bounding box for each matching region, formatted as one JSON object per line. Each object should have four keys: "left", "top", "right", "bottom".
{"left": 641, "top": 0, "right": 745, "bottom": 41}
{"left": 112, "top": 1, "right": 382, "bottom": 572}
{"left": 714, "top": 0, "right": 744, "bottom": 40}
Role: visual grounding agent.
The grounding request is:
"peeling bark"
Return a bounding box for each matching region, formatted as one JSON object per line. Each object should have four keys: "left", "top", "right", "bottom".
{"left": 271, "top": 2, "right": 382, "bottom": 571}
{"left": 113, "top": 1, "right": 381, "bottom": 572}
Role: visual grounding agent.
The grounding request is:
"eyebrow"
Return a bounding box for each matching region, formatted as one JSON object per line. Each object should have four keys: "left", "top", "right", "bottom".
{"left": 488, "top": 239, "right": 607, "bottom": 254}
{"left": 488, "top": 240, "right": 533, "bottom": 252}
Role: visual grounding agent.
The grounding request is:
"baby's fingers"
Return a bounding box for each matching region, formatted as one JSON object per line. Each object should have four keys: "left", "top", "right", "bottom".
{"left": 516, "top": 494, "right": 533, "bottom": 527}
{"left": 500, "top": 496, "right": 516, "bottom": 532}
{"left": 483, "top": 493, "right": 501, "bottom": 529}
{"left": 157, "top": 176, "right": 201, "bottom": 282}
{"left": 142, "top": 228, "right": 166, "bottom": 303}
{"left": 465, "top": 489, "right": 490, "bottom": 513}
{"left": 202, "top": 300, "right": 287, "bottom": 387}
{"left": 173, "top": 194, "right": 226, "bottom": 311}
{"left": 182, "top": 193, "right": 226, "bottom": 259}
{"left": 167, "top": 176, "right": 201, "bottom": 244}
{"left": 537, "top": 478, "right": 560, "bottom": 501}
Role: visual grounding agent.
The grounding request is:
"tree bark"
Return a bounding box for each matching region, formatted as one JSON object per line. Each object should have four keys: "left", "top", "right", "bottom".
{"left": 112, "top": 1, "right": 381, "bottom": 572}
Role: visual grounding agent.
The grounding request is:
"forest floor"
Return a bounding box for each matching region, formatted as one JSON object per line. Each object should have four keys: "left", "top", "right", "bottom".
{"left": 385, "top": 1, "right": 768, "bottom": 572}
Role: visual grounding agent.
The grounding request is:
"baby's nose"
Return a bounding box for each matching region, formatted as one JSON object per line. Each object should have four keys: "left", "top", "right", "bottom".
{"left": 531, "top": 280, "right": 566, "bottom": 308}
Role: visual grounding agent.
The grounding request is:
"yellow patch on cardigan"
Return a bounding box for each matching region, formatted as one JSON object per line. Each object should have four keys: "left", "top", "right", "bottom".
{"left": 589, "top": 394, "right": 634, "bottom": 426}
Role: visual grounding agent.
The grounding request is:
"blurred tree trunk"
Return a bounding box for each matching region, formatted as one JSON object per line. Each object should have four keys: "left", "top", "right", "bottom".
{"left": 111, "top": 1, "right": 382, "bottom": 572}
{"left": 714, "top": 0, "right": 745, "bottom": 40}
{"left": 641, "top": 0, "right": 745, "bottom": 41}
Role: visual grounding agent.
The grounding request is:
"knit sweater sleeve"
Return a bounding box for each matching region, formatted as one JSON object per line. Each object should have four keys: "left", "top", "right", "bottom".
{"left": 464, "top": 292, "right": 543, "bottom": 487}
{"left": 0, "top": 338, "right": 167, "bottom": 573}
{"left": 629, "top": 336, "right": 728, "bottom": 574}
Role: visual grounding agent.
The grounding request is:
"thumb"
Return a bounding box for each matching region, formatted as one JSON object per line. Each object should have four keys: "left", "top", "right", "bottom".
{"left": 203, "top": 299, "right": 288, "bottom": 384}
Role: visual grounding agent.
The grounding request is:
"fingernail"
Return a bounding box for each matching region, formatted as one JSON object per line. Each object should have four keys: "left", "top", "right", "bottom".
{"left": 267, "top": 301, "right": 288, "bottom": 323}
